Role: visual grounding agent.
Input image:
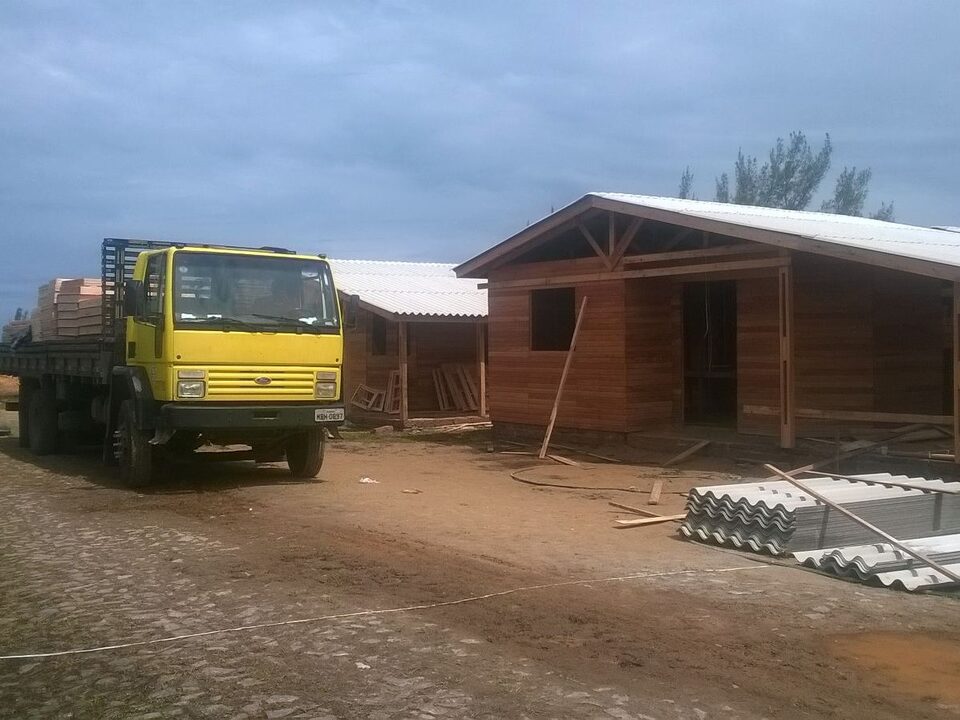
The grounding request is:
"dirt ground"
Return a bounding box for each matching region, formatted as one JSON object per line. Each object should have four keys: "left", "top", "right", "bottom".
{"left": 0, "top": 409, "right": 958, "bottom": 719}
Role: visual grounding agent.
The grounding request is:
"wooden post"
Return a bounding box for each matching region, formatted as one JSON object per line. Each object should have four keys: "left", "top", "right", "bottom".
{"left": 477, "top": 322, "right": 487, "bottom": 417}
{"left": 539, "top": 297, "right": 588, "bottom": 459}
{"left": 607, "top": 211, "right": 616, "bottom": 255}
{"left": 954, "top": 283, "right": 959, "bottom": 462}
{"left": 778, "top": 265, "right": 795, "bottom": 449}
{"left": 399, "top": 321, "right": 408, "bottom": 428}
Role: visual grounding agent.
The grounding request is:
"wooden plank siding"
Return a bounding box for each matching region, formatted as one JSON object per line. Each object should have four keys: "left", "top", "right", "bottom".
{"left": 871, "top": 267, "right": 946, "bottom": 415}
{"left": 738, "top": 255, "right": 949, "bottom": 436}
{"left": 736, "top": 275, "right": 781, "bottom": 435}
{"left": 487, "top": 281, "right": 629, "bottom": 432}
{"left": 486, "top": 248, "right": 950, "bottom": 439}
{"left": 624, "top": 278, "right": 681, "bottom": 429}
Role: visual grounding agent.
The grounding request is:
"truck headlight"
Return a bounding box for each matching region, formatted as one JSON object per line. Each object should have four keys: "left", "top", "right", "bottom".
{"left": 316, "top": 371, "right": 337, "bottom": 381}
{"left": 177, "top": 380, "right": 206, "bottom": 398}
{"left": 315, "top": 382, "right": 337, "bottom": 399}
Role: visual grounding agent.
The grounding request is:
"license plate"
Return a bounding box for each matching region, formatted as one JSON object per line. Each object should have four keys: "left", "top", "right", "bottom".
{"left": 315, "top": 408, "right": 345, "bottom": 422}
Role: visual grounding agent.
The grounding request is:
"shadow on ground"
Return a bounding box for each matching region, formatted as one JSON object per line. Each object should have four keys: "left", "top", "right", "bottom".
{"left": 0, "top": 437, "right": 322, "bottom": 495}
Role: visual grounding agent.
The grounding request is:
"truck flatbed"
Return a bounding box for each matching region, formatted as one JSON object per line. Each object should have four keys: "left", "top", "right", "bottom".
{"left": 0, "top": 338, "right": 107, "bottom": 380}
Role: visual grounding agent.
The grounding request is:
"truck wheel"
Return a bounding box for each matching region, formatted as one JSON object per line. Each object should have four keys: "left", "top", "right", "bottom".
{"left": 28, "top": 388, "right": 58, "bottom": 456}
{"left": 116, "top": 400, "right": 153, "bottom": 488}
{"left": 17, "top": 381, "right": 34, "bottom": 449}
{"left": 285, "top": 429, "right": 324, "bottom": 478}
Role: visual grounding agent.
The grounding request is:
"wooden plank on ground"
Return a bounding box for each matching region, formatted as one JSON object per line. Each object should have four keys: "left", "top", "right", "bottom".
{"left": 547, "top": 454, "right": 579, "bottom": 466}
{"left": 648, "top": 479, "right": 663, "bottom": 505}
{"left": 614, "top": 513, "right": 686, "bottom": 529}
{"left": 772, "top": 423, "right": 929, "bottom": 477}
{"left": 662, "top": 439, "right": 710, "bottom": 467}
{"left": 539, "top": 296, "right": 588, "bottom": 459}
{"left": 608, "top": 501, "right": 660, "bottom": 518}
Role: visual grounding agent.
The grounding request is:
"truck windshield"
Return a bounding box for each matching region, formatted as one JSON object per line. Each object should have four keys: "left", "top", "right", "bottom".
{"left": 172, "top": 252, "right": 340, "bottom": 334}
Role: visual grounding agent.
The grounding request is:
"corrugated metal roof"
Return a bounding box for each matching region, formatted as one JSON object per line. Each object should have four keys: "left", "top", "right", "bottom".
{"left": 455, "top": 192, "right": 960, "bottom": 279}
{"left": 794, "top": 534, "right": 960, "bottom": 592}
{"left": 328, "top": 259, "right": 487, "bottom": 319}
{"left": 591, "top": 192, "right": 960, "bottom": 271}
{"left": 680, "top": 473, "right": 960, "bottom": 556}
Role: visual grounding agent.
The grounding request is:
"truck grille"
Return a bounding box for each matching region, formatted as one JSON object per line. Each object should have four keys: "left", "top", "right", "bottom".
{"left": 206, "top": 368, "right": 315, "bottom": 399}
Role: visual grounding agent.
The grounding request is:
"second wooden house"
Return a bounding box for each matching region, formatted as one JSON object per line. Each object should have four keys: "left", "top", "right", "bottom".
{"left": 329, "top": 259, "right": 488, "bottom": 427}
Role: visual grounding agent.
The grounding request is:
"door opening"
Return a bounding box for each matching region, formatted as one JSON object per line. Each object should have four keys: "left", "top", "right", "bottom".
{"left": 683, "top": 281, "right": 737, "bottom": 426}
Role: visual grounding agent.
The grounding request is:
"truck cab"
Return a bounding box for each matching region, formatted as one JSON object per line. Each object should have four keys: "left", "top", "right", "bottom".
{"left": 107, "top": 243, "right": 345, "bottom": 485}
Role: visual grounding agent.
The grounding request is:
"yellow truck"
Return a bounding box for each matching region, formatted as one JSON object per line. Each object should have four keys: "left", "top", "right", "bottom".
{"left": 0, "top": 238, "right": 344, "bottom": 486}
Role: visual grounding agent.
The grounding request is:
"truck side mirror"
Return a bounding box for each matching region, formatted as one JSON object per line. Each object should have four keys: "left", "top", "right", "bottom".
{"left": 344, "top": 294, "right": 359, "bottom": 329}
{"left": 123, "top": 279, "right": 143, "bottom": 317}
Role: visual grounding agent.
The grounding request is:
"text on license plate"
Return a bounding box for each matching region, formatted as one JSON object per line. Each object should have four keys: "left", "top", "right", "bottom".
{"left": 315, "top": 408, "right": 345, "bottom": 422}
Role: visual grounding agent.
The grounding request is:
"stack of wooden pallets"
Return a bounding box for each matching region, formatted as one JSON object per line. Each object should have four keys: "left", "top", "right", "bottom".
{"left": 54, "top": 278, "right": 103, "bottom": 338}
{"left": 29, "top": 278, "right": 103, "bottom": 340}
{"left": 433, "top": 363, "right": 480, "bottom": 412}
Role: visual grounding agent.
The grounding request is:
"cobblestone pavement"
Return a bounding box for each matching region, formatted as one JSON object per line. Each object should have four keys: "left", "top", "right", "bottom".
{"left": 0, "top": 451, "right": 750, "bottom": 720}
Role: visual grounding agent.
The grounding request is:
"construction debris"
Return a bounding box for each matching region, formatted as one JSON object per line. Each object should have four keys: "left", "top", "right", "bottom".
{"left": 433, "top": 363, "right": 481, "bottom": 412}
{"left": 615, "top": 514, "right": 686, "bottom": 529}
{"left": 351, "top": 384, "right": 385, "bottom": 412}
{"left": 680, "top": 472, "right": 960, "bottom": 555}
{"left": 648, "top": 479, "right": 663, "bottom": 505}
{"left": 662, "top": 439, "right": 710, "bottom": 467}
{"left": 608, "top": 501, "right": 660, "bottom": 518}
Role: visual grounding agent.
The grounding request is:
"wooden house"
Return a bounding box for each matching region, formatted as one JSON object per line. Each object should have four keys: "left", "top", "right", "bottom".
{"left": 455, "top": 193, "right": 960, "bottom": 458}
{"left": 330, "top": 260, "right": 488, "bottom": 427}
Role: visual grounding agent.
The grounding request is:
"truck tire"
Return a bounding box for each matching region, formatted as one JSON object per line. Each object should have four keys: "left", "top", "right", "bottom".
{"left": 116, "top": 399, "right": 153, "bottom": 488}
{"left": 285, "top": 429, "right": 324, "bottom": 478}
{"left": 28, "top": 388, "right": 58, "bottom": 456}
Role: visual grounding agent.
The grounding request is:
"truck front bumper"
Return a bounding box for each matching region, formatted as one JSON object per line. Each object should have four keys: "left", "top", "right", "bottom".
{"left": 158, "top": 402, "right": 345, "bottom": 430}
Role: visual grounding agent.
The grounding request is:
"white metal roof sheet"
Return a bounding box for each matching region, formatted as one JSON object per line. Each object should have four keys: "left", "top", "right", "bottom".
{"left": 591, "top": 192, "right": 960, "bottom": 271}
{"left": 328, "top": 259, "right": 487, "bottom": 319}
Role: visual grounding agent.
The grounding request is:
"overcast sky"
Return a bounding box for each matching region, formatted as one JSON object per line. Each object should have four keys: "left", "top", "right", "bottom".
{"left": 1, "top": 1, "right": 958, "bottom": 319}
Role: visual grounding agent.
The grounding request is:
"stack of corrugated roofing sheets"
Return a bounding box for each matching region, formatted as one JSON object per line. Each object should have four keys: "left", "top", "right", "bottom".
{"left": 680, "top": 473, "right": 960, "bottom": 555}
{"left": 794, "top": 534, "right": 960, "bottom": 592}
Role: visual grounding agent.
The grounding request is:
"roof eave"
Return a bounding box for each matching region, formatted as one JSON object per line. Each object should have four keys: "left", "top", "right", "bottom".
{"left": 454, "top": 194, "right": 600, "bottom": 278}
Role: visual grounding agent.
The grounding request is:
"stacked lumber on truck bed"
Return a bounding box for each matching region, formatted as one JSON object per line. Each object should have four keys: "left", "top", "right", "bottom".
{"left": 433, "top": 363, "right": 480, "bottom": 412}
{"left": 55, "top": 278, "right": 103, "bottom": 337}
{"left": 1, "top": 319, "right": 31, "bottom": 343}
{"left": 30, "top": 278, "right": 103, "bottom": 340}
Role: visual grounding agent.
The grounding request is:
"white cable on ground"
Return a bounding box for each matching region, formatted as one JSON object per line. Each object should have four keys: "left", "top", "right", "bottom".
{"left": 0, "top": 565, "right": 769, "bottom": 660}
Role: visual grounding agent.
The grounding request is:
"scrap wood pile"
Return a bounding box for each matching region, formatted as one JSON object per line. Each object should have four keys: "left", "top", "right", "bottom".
{"left": 350, "top": 370, "right": 401, "bottom": 414}
{"left": 433, "top": 363, "right": 480, "bottom": 412}
{"left": 350, "top": 363, "right": 482, "bottom": 415}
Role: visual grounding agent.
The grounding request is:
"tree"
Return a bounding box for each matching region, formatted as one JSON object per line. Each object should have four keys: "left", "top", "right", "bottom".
{"left": 678, "top": 167, "right": 695, "bottom": 200}
{"left": 821, "top": 167, "right": 872, "bottom": 215}
{"left": 678, "top": 131, "right": 895, "bottom": 220}
{"left": 871, "top": 201, "right": 895, "bottom": 222}
{"left": 715, "top": 132, "right": 832, "bottom": 209}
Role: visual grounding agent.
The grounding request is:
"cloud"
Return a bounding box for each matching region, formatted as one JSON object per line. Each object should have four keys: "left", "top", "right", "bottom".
{"left": 0, "top": 1, "right": 958, "bottom": 319}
